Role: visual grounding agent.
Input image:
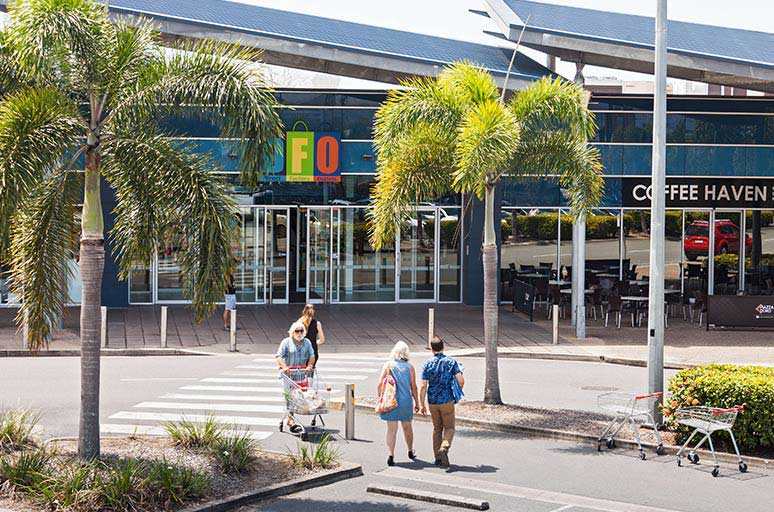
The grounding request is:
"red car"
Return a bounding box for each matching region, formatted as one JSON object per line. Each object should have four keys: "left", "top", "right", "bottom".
{"left": 684, "top": 220, "right": 752, "bottom": 261}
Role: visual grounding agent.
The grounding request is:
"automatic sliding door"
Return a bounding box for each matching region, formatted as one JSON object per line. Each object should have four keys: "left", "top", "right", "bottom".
{"left": 399, "top": 209, "right": 435, "bottom": 301}
{"left": 266, "top": 208, "right": 289, "bottom": 303}
{"left": 307, "top": 207, "right": 332, "bottom": 303}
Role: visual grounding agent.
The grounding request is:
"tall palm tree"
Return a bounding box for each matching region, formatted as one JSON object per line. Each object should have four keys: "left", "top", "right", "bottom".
{"left": 0, "top": 0, "right": 282, "bottom": 459}
{"left": 368, "top": 62, "right": 603, "bottom": 404}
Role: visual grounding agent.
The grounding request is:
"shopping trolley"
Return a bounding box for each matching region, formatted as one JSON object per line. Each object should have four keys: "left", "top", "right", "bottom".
{"left": 597, "top": 391, "right": 664, "bottom": 460}
{"left": 279, "top": 366, "right": 332, "bottom": 441}
{"left": 675, "top": 405, "right": 747, "bottom": 477}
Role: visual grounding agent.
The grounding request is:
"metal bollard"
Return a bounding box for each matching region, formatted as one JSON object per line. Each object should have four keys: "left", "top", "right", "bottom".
{"left": 427, "top": 307, "right": 434, "bottom": 350}
{"left": 344, "top": 383, "right": 355, "bottom": 440}
{"left": 229, "top": 309, "right": 237, "bottom": 352}
{"left": 100, "top": 306, "right": 108, "bottom": 348}
{"left": 552, "top": 305, "right": 559, "bottom": 345}
{"left": 160, "top": 306, "right": 168, "bottom": 348}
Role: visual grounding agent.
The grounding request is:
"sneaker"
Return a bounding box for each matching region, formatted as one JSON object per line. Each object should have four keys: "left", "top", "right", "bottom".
{"left": 387, "top": 456, "right": 395, "bottom": 467}
{"left": 408, "top": 450, "right": 416, "bottom": 460}
{"left": 433, "top": 459, "right": 442, "bottom": 466}
{"left": 438, "top": 448, "right": 450, "bottom": 468}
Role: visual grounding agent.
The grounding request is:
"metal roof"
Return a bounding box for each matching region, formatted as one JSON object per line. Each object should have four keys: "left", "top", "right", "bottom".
{"left": 102, "top": 0, "right": 553, "bottom": 88}
{"left": 483, "top": 0, "right": 774, "bottom": 93}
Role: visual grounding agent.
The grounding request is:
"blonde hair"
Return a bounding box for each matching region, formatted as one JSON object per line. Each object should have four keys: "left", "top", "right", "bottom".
{"left": 288, "top": 321, "right": 307, "bottom": 338}
{"left": 389, "top": 341, "right": 410, "bottom": 361}
{"left": 300, "top": 303, "right": 315, "bottom": 329}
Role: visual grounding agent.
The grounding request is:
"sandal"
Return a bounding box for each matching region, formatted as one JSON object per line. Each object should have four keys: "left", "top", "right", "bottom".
{"left": 289, "top": 424, "right": 303, "bottom": 434}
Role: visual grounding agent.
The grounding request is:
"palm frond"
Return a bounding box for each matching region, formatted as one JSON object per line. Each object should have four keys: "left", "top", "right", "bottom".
{"left": 7, "top": 0, "right": 109, "bottom": 87}
{"left": 368, "top": 123, "right": 456, "bottom": 248}
{"left": 509, "top": 130, "right": 604, "bottom": 218}
{"left": 437, "top": 60, "right": 500, "bottom": 106}
{"left": 100, "top": 21, "right": 161, "bottom": 109}
{"left": 103, "top": 133, "right": 238, "bottom": 322}
{"left": 0, "top": 86, "right": 84, "bottom": 262}
{"left": 109, "top": 39, "right": 282, "bottom": 188}
{"left": 508, "top": 76, "right": 597, "bottom": 141}
{"left": 0, "top": 30, "right": 33, "bottom": 98}
{"left": 8, "top": 169, "right": 81, "bottom": 351}
{"left": 454, "top": 99, "right": 519, "bottom": 198}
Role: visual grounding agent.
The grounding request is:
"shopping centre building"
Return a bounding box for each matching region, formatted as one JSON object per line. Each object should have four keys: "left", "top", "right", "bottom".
{"left": 0, "top": 0, "right": 772, "bottom": 314}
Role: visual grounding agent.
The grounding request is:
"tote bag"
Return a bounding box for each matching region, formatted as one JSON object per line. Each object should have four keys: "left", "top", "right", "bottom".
{"left": 375, "top": 364, "right": 398, "bottom": 413}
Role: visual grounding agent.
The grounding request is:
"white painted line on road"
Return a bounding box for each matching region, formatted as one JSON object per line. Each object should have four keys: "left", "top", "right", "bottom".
{"left": 161, "top": 393, "right": 285, "bottom": 402}
{"left": 220, "top": 372, "right": 369, "bottom": 381}
{"left": 110, "top": 411, "right": 278, "bottom": 427}
{"left": 120, "top": 378, "right": 199, "bottom": 382}
{"left": 236, "top": 365, "right": 378, "bottom": 373}
{"left": 378, "top": 467, "right": 678, "bottom": 512}
{"left": 548, "top": 505, "right": 573, "bottom": 512}
{"left": 181, "top": 385, "right": 282, "bottom": 393}
{"left": 100, "top": 423, "right": 272, "bottom": 440}
{"left": 466, "top": 378, "right": 538, "bottom": 385}
{"left": 249, "top": 358, "right": 382, "bottom": 367}
{"left": 253, "top": 355, "right": 386, "bottom": 363}
{"left": 202, "top": 378, "right": 279, "bottom": 384}
{"left": 135, "top": 401, "right": 286, "bottom": 414}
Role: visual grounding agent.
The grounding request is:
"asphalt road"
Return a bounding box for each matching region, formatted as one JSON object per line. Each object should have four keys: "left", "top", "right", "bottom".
{"left": 0, "top": 354, "right": 768, "bottom": 512}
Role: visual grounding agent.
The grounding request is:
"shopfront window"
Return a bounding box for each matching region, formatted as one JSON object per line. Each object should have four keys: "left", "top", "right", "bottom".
{"left": 438, "top": 208, "right": 462, "bottom": 302}
{"left": 745, "top": 210, "right": 774, "bottom": 295}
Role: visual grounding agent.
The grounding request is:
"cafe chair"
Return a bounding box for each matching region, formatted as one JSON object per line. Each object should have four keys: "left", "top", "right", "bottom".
{"left": 604, "top": 293, "right": 630, "bottom": 328}
{"left": 585, "top": 287, "right": 604, "bottom": 320}
{"left": 691, "top": 291, "right": 708, "bottom": 326}
{"left": 548, "top": 286, "right": 569, "bottom": 319}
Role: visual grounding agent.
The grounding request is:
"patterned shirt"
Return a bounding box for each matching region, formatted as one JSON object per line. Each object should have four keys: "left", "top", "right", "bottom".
{"left": 276, "top": 337, "right": 314, "bottom": 370}
{"left": 421, "top": 353, "right": 461, "bottom": 405}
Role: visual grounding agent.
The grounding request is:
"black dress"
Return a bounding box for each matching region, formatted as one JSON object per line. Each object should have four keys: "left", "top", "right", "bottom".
{"left": 306, "top": 319, "right": 320, "bottom": 362}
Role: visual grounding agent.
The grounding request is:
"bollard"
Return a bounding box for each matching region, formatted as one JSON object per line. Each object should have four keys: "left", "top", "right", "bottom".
{"left": 229, "top": 309, "right": 237, "bottom": 352}
{"left": 344, "top": 383, "right": 355, "bottom": 440}
{"left": 160, "top": 306, "right": 168, "bottom": 348}
{"left": 100, "top": 306, "right": 108, "bottom": 348}
{"left": 552, "top": 305, "right": 559, "bottom": 345}
{"left": 427, "top": 307, "right": 434, "bottom": 350}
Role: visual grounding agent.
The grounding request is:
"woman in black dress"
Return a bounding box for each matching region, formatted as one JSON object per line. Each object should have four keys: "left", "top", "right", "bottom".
{"left": 298, "top": 303, "right": 325, "bottom": 365}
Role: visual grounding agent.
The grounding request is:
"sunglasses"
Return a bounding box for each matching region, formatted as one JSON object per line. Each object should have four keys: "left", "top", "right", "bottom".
{"left": 294, "top": 329, "right": 304, "bottom": 334}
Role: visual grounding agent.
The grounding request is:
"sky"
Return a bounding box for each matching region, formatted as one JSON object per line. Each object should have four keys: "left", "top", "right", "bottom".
{"left": 237, "top": 0, "right": 774, "bottom": 87}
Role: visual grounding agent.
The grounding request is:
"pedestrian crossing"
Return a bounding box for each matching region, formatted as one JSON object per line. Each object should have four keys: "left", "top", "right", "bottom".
{"left": 101, "top": 352, "right": 387, "bottom": 442}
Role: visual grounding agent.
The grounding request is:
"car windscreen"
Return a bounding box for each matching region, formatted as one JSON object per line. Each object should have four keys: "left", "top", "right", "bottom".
{"left": 686, "top": 225, "right": 709, "bottom": 237}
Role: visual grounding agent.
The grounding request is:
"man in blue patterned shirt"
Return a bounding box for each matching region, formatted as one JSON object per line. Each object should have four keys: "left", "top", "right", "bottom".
{"left": 420, "top": 337, "right": 464, "bottom": 467}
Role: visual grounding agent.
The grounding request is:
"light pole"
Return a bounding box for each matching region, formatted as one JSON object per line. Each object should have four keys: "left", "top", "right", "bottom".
{"left": 647, "top": 0, "right": 668, "bottom": 424}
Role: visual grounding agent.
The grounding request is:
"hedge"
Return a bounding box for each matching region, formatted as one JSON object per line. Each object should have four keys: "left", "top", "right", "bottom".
{"left": 666, "top": 364, "right": 774, "bottom": 451}
{"left": 700, "top": 253, "right": 774, "bottom": 269}
{"left": 502, "top": 213, "right": 615, "bottom": 242}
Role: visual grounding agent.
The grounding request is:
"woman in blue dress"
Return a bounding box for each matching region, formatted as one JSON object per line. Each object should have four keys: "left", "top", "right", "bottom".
{"left": 378, "top": 341, "right": 419, "bottom": 466}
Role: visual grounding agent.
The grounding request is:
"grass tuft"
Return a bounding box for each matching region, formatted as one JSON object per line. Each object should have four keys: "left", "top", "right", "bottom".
{"left": 0, "top": 408, "right": 40, "bottom": 452}
{"left": 164, "top": 417, "right": 224, "bottom": 449}
{"left": 0, "top": 447, "right": 54, "bottom": 493}
{"left": 211, "top": 431, "right": 259, "bottom": 474}
{"left": 288, "top": 434, "right": 340, "bottom": 470}
{"left": 146, "top": 458, "right": 210, "bottom": 508}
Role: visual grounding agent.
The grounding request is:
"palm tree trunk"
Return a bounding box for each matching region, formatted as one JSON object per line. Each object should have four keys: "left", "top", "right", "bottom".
{"left": 78, "top": 145, "right": 104, "bottom": 460}
{"left": 482, "top": 184, "right": 502, "bottom": 404}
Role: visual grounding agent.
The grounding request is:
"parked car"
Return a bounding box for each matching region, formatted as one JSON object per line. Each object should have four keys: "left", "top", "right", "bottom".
{"left": 683, "top": 220, "right": 752, "bottom": 261}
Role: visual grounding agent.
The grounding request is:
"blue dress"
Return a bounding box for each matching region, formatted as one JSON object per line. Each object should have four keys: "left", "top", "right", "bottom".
{"left": 379, "top": 359, "right": 414, "bottom": 422}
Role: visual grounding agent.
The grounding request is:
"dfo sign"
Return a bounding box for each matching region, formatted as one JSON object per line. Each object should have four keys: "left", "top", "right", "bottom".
{"left": 284, "top": 131, "right": 341, "bottom": 183}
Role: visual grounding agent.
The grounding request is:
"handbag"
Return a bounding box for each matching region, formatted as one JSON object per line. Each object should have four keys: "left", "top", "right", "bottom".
{"left": 450, "top": 359, "right": 464, "bottom": 403}
{"left": 375, "top": 363, "right": 398, "bottom": 413}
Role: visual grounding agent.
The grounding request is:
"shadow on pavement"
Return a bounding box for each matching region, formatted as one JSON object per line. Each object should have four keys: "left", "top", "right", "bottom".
{"left": 259, "top": 498, "right": 414, "bottom": 511}
{"left": 445, "top": 463, "right": 498, "bottom": 474}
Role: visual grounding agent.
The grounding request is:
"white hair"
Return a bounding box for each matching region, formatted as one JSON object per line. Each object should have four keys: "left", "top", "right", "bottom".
{"left": 288, "top": 321, "right": 307, "bottom": 337}
{"left": 390, "top": 341, "right": 410, "bottom": 361}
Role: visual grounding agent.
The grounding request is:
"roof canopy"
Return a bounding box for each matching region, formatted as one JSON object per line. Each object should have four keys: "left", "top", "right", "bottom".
{"left": 0, "top": 0, "right": 551, "bottom": 89}
{"left": 483, "top": 0, "right": 774, "bottom": 93}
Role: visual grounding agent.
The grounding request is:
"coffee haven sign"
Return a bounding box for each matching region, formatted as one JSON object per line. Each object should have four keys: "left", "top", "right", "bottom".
{"left": 622, "top": 178, "right": 774, "bottom": 209}
{"left": 262, "top": 131, "right": 341, "bottom": 183}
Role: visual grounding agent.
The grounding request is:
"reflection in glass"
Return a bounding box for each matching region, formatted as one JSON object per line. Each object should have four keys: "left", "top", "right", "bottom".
{"left": 399, "top": 210, "right": 435, "bottom": 301}
{"left": 745, "top": 210, "right": 774, "bottom": 295}
{"left": 501, "top": 209, "right": 560, "bottom": 300}
{"left": 129, "top": 263, "right": 152, "bottom": 304}
{"left": 157, "top": 237, "right": 185, "bottom": 301}
{"left": 711, "top": 212, "right": 744, "bottom": 295}
{"left": 308, "top": 208, "right": 331, "bottom": 302}
{"left": 267, "top": 209, "right": 288, "bottom": 303}
{"left": 438, "top": 208, "right": 462, "bottom": 302}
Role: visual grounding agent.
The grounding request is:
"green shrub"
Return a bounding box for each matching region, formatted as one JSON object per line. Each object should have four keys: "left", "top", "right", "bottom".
{"left": 585, "top": 215, "right": 618, "bottom": 239}
{"left": 666, "top": 364, "right": 774, "bottom": 451}
{"left": 211, "top": 432, "right": 259, "bottom": 474}
{"left": 97, "top": 458, "right": 147, "bottom": 511}
{"left": 146, "top": 458, "right": 209, "bottom": 508}
{"left": 0, "top": 408, "right": 40, "bottom": 452}
{"left": 288, "top": 434, "right": 340, "bottom": 470}
{"left": 37, "top": 461, "right": 100, "bottom": 511}
{"left": 0, "top": 448, "right": 53, "bottom": 491}
{"left": 164, "top": 417, "right": 223, "bottom": 449}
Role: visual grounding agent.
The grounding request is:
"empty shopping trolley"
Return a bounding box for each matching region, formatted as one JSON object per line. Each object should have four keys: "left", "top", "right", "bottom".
{"left": 675, "top": 405, "right": 747, "bottom": 477}
{"left": 597, "top": 391, "right": 664, "bottom": 460}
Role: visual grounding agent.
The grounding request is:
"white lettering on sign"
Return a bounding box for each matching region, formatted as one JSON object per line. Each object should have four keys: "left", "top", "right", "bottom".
{"left": 633, "top": 184, "right": 651, "bottom": 201}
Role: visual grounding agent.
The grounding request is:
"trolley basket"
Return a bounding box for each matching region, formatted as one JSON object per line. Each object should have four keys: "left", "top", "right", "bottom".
{"left": 674, "top": 405, "right": 747, "bottom": 477}
{"left": 278, "top": 366, "right": 332, "bottom": 440}
{"left": 597, "top": 391, "right": 664, "bottom": 459}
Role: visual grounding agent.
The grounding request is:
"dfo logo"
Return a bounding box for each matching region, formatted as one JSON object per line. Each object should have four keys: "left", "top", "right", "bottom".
{"left": 285, "top": 131, "right": 341, "bottom": 183}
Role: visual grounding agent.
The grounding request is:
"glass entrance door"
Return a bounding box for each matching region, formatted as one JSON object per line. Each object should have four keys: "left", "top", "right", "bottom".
{"left": 306, "top": 207, "right": 332, "bottom": 303}
{"left": 398, "top": 209, "right": 436, "bottom": 301}
{"left": 266, "top": 207, "right": 289, "bottom": 303}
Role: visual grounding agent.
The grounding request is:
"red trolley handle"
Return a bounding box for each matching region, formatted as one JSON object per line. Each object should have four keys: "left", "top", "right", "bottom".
{"left": 635, "top": 392, "right": 663, "bottom": 400}
{"left": 712, "top": 405, "right": 744, "bottom": 414}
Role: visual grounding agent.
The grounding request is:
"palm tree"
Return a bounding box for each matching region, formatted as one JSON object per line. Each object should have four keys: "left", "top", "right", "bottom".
{"left": 368, "top": 62, "right": 603, "bottom": 404}
{"left": 0, "top": 0, "right": 282, "bottom": 459}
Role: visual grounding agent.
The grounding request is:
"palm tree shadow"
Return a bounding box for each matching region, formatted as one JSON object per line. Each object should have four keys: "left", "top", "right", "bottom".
{"left": 446, "top": 463, "right": 498, "bottom": 474}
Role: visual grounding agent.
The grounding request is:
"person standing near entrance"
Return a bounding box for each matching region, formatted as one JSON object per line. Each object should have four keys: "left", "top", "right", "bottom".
{"left": 222, "top": 270, "right": 236, "bottom": 331}
{"left": 420, "top": 336, "right": 464, "bottom": 468}
{"left": 298, "top": 303, "right": 325, "bottom": 365}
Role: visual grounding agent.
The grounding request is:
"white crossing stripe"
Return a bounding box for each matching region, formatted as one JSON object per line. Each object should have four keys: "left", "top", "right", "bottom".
{"left": 202, "top": 378, "right": 279, "bottom": 384}
{"left": 250, "top": 358, "right": 382, "bottom": 367}
{"left": 110, "top": 411, "right": 278, "bottom": 427}
{"left": 100, "top": 423, "right": 272, "bottom": 440}
{"left": 161, "top": 393, "right": 285, "bottom": 402}
{"left": 236, "top": 365, "right": 378, "bottom": 373}
{"left": 219, "top": 373, "right": 368, "bottom": 381}
{"left": 379, "top": 467, "right": 679, "bottom": 512}
{"left": 135, "top": 401, "right": 285, "bottom": 414}
{"left": 182, "top": 385, "right": 283, "bottom": 393}
{"left": 253, "top": 354, "right": 386, "bottom": 363}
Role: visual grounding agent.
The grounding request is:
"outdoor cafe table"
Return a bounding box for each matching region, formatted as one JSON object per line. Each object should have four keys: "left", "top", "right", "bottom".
{"left": 621, "top": 296, "right": 648, "bottom": 326}
{"left": 549, "top": 280, "right": 571, "bottom": 287}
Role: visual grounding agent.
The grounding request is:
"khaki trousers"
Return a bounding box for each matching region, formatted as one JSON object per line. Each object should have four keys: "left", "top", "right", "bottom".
{"left": 428, "top": 401, "right": 455, "bottom": 458}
